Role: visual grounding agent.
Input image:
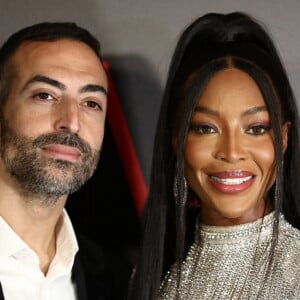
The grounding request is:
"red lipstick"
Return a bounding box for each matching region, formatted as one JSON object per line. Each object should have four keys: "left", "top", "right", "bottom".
{"left": 208, "top": 171, "right": 255, "bottom": 194}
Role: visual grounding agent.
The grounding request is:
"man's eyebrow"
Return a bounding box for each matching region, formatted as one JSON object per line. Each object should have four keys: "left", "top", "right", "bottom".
{"left": 21, "top": 75, "right": 107, "bottom": 96}
{"left": 79, "top": 84, "right": 107, "bottom": 95}
{"left": 21, "top": 75, "right": 66, "bottom": 93}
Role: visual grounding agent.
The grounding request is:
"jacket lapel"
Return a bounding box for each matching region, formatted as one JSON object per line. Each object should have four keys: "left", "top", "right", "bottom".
{"left": 0, "top": 282, "right": 5, "bottom": 300}
{"left": 72, "top": 253, "right": 87, "bottom": 300}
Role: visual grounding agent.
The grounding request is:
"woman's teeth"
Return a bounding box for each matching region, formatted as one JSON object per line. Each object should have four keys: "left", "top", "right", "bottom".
{"left": 210, "top": 175, "right": 253, "bottom": 185}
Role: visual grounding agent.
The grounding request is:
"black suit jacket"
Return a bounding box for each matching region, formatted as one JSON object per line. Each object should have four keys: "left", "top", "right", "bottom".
{"left": 0, "top": 234, "right": 131, "bottom": 300}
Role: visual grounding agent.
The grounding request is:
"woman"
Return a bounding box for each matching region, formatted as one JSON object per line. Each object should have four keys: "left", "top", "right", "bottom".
{"left": 130, "top": 12, "right": 300, "bottom": 299}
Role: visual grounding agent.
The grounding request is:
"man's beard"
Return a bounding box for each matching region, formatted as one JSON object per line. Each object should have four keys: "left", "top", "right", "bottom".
{"left": 0, "top": 120, "right": 100, "bottom": 200}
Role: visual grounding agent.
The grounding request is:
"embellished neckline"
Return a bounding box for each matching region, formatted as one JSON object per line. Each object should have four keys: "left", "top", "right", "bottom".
{"left": 160, "top": 212, "right": 300, "bottom": 300}
{"left": 197, "top": 211, "right": 277, "bottom": 244}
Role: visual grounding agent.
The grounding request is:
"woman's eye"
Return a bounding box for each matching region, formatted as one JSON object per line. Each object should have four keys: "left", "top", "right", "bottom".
{"left": 190, "top": 123, "right": 218, "bottom": 134}
{"left": 33, "top": 92, "right": 54, "bottom": 101}
{"left": 246, "top": 124, "right": 272, "bottom": 135}
{"left": 84, "top": 100, "right": 102, "bottom": 111}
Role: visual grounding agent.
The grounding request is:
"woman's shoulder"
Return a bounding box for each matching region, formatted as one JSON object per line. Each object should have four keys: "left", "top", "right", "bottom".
{"left": 279, "top": 215, "right": 300, "bottom": 241}
{"left": 266, "top": 217, "right": 300, "bottom": 297}
{"left": 277, "top": 215, "right": 300, "bottom": 259}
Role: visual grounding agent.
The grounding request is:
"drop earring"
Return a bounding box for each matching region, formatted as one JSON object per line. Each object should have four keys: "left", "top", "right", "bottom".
{"left": 173, "top": 174, "right": 188, "bottom": 207}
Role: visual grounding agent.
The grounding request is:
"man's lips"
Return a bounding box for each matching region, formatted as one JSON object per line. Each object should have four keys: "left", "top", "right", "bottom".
{"left": 41, "top": 144, "right": 81, "bottom": 162}
{"left": 208, "top": 171, "right": 255, "bottom": 193}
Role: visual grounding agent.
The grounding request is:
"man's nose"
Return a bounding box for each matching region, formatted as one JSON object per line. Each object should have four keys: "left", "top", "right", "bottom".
{"left": 53, "top": 98, "right": 80, "bottom": 134}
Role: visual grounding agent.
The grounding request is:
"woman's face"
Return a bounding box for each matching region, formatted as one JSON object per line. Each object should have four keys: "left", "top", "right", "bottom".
{"left": 184, "top": 68, "right": 288, "bottom": 226}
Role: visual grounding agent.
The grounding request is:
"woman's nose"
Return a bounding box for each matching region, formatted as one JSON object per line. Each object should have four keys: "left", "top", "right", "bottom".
{"left": 214, "top": 131, "right": 248, "bottom": 163}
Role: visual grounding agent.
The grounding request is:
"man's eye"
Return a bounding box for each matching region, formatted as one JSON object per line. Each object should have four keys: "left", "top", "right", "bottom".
{"left": 33, "top": 92, "right": 54, "bottom": 101}
{"left": 190, "top": 124, "right": 218, "bottom": 134}
{"left": 246, "top": 125, "right": 272, "bottom": 135}
{"left": 84, "top": 101, "right": 102, "bottom": 111}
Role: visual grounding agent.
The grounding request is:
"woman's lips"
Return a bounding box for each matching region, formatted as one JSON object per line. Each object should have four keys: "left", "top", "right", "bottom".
{"left": 208, "top": 171, "right": 255, "bottom": 194}
{"left": 41, "top": 144, "right": 81, "bottom": 162}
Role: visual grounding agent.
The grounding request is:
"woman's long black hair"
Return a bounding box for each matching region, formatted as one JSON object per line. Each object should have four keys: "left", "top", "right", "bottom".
{"left": 129, "top": 12, "right": 300, "bottom": 300}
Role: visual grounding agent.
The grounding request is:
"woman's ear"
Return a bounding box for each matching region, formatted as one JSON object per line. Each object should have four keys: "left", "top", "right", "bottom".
{"left": 172, "top": 136, "right": 179, "bottom": 154}
{"left": 282, "top": 121, "right": 291, "bottom": 154}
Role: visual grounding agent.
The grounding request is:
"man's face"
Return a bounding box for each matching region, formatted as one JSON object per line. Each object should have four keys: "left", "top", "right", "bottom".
{"left": 0, "top": 39, "right": 108, "bottom": 199}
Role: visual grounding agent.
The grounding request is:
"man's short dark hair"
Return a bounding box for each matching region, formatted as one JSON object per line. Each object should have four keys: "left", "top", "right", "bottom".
{"left": 0, "top": 22, "right": 102, "bottom": 105}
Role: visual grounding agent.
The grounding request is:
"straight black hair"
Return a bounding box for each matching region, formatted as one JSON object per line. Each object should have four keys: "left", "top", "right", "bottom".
{"left": 130, "top": 12, "right": 300, "bottom": 300}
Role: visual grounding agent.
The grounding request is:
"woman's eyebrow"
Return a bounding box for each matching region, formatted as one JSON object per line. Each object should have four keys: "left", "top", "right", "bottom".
{"left": 194, "top": 105, "right": 268, "bottom": 116}
{"left": 194, "top": 106, "right": 219, "bottom": 116}
{"left": 242, "top": 106, "right": 268, "bottom": 116}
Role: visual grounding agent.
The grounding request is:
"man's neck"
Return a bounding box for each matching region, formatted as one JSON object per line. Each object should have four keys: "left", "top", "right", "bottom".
{"left": 0, "top": 178, "right": 68, "bottom": 275}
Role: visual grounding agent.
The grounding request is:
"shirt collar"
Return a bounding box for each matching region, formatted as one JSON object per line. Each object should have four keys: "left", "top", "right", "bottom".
{"left": 0, "top": 216, "right": 28, "bottom": 257}
{"left": 0, "top": 209, "right": 79, "bottom": 260}
{"left": 55, "top": 209, "right": 79, "bottom": 259}
{"left": 46, "top": 210, "right": 79, "bottom": 278}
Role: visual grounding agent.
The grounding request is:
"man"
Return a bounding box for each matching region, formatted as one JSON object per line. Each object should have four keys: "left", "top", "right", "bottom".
{"left": 0, "top": 23, "right": 130, "bottom": 299}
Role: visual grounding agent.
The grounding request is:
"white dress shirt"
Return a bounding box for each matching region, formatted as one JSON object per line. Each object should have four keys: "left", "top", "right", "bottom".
{"left": 0, "top": 210, "right": 79, "bottom": 300}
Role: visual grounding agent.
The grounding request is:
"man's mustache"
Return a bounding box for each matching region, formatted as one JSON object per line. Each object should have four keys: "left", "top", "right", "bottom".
{"left": 32, "top": 132, "right": 92, "bottom": 155}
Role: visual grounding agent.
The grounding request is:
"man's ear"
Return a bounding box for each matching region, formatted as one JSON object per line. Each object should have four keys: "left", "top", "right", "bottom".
{"left": 282, "top": 121, "right": 291, "bottom": 154}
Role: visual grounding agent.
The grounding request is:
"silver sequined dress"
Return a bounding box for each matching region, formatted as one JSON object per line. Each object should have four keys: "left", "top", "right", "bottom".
{"left": 159, "top": 212, "right": 300, "bottom": 299}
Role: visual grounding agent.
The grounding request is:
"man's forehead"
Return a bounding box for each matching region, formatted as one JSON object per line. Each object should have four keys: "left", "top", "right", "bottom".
{"left": 8, "top": 39, "right": 107, "bottom": 88}
{"left": 11, "top": 39, "right": 100, "bottom": 64}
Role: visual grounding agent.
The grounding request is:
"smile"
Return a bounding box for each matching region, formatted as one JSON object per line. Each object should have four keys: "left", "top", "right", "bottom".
{"left": 208, "top": 171, "right": 255, "bottom": 194}
{"left": 210, "top": 175, "right": 253, "bottom": 185}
